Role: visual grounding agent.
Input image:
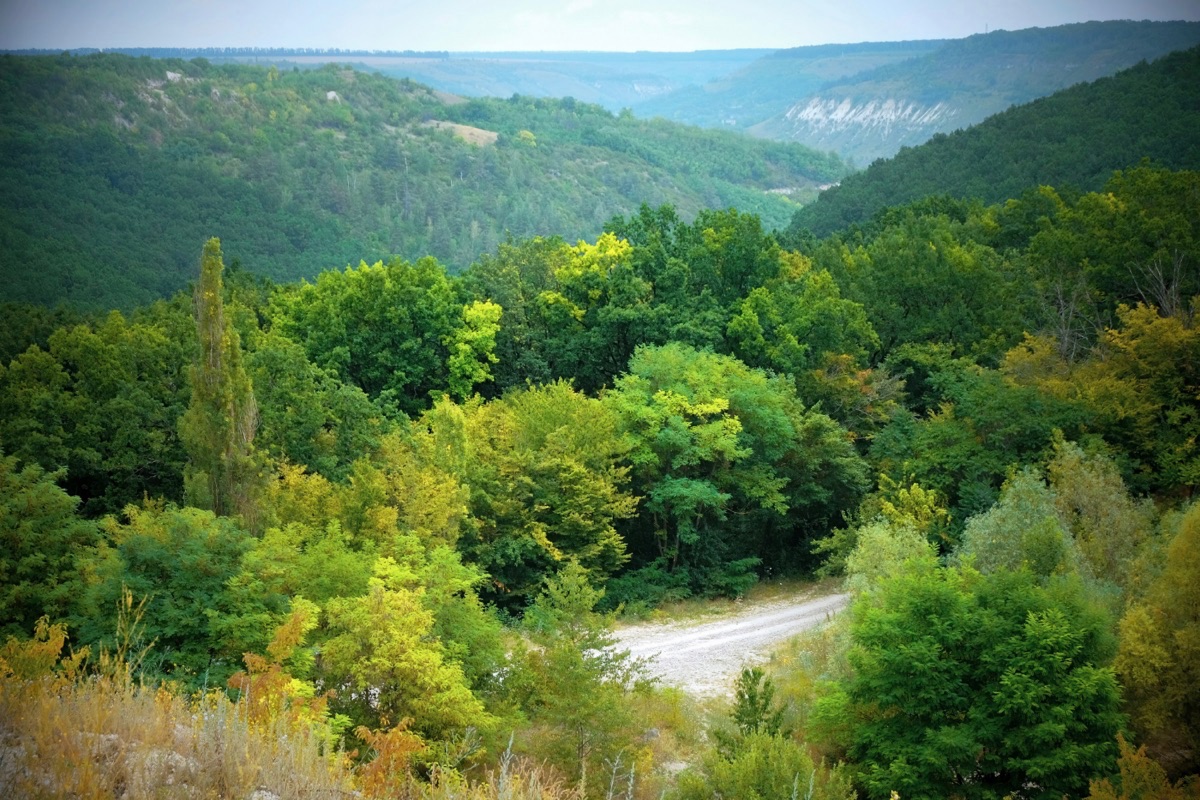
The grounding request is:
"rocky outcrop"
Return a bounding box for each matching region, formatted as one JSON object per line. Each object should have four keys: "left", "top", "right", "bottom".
{"left": 785, "top": 97, "right": 957, "bottom": 137}
{"left": 759, "top": 96, "right": 962, "bottom": 165}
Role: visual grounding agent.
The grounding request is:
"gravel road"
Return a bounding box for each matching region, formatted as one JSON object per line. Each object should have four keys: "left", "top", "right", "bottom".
{"left": 613, "top": 591, "right": 850, "bottom": 697}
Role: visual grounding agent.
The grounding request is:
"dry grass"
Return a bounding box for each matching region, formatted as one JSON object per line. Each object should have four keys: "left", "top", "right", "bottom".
{"left": 0, "top": 672, "right": 355, "bottom": 799}
{"left": 0, "top": 590, "right": 728, "bottom": 800}
{"left": 0, "top": 616, "right": 630, "bottom": 800}
{"left": 0, "top": 671, "right": 608, "bottom": 800}
{"left": 432, "top": 91, "right": 467, "bottom": 106}
{"left": 766, "top": 614, "right": 853, "bottom": 736}
{"left": 421, "top": 120, "right": 499, "bottom": 146}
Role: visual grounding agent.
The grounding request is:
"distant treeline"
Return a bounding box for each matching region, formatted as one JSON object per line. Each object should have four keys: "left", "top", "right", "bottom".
{"left": 4, "top": 47, "right": 451, "bottom": 59}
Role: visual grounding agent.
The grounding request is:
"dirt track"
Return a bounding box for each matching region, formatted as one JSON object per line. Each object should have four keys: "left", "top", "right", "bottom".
{"left": 613, "top": 591, "right": 849, "bottom": 697}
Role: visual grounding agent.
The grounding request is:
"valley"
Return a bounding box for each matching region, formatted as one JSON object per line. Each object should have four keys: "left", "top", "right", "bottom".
{"left": 1, "top": 8, "right": 1199, "bottom": 799}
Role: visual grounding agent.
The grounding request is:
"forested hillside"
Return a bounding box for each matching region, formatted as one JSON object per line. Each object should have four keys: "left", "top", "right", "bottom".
{"left": 750, "top": 20, "right": 1200, "bottom": 164}
{"left": 3, "top": 155, "right": 1200, "bottom": 795}
{"left": 790, "top": 44, "right": 1200, "bottom": 236}
{"left": 0, "top": 53, "right": 844, "bottom": 309}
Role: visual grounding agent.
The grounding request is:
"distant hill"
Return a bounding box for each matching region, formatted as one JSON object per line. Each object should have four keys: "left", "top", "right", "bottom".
{"left": 751, "top": 21, "right": 1200, "bottom": 165}
{"left": 353, "top": 50, "right": 774, "bottom": 111}
{"left": 21, "top": 47, "right": 775, "bottom": 113}
{"left": 0, "top": 53, "right": 845, "bottom": 310}
{"left": 631, "top": 40, "right": 945, "bottom": 132}
{"left": 789, "top": 46, "right": 1200, "bottom": 237}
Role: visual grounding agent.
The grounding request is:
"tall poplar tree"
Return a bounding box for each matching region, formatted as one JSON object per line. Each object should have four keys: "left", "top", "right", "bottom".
{"left": 180, "top": 238, "right": 261, "bottom": 522}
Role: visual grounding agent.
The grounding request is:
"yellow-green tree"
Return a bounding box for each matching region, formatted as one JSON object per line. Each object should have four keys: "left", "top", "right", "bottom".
{"left": 321, "top": 557, "right": 494, "bottom": 740}
{"left": 1116, "top": 503, "right": 1200, "bottom": 778}
{"left": 417, "top": 383, "right": 636, "bottom": 611}
{"left": 445, "top": 300, "right": 502, "bottom": 400}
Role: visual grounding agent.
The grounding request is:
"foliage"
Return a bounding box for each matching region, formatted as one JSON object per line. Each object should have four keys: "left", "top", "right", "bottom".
{"left": 821, "top": 213, "right": 1029, "bottom": 363}
{"left": 1002, "top": 297, "right": 1200, "bottom": 496}
{"left": 0, "top": 453, "right": 98, "bottom": 638}
{"left": 179, "top": 238, "right": 264, "bottom": 522}
{"left": 511, "top": 561, "right": 651, "bottom": 794}
{"left": 415, "top": 384, "right": 636, "bottom": 611}
{"left": 5, "top": 42, "right": 1200, "bottom": 791}
{"left": 73, "top": 503, "right": 270, "bottom": 689}
{"left": 726, "top": 251, "right": 881, "bottom": 413}
{"left": 955, "top": 468, "right": 1083, "bottom": 579}
{"left": 0, "top": 308, "right": 192, "bottom": 516}
{"left": 269, "top": 256, "right": 461, "bottom": 415}
{"left": 1087, "top": 735, "right": 1200, "bottom": 800}
{"left": 226, "top": 598, "right": 339, "bottom": 739}
{"left": 605, "top": 343, "right": 868, "bottom": 596}
{"left": 710, "top": 666, "right": 790, "bottom": 757}
{"left": 0, "top": 53, "right": 844, "bottom": 310}
{"left": 247, "top": 329, "right": 386, "bottom": 481}
{"left": 817, "top": 565, "right": 1123, "bottom": 799}
{"left": 674, "top": 732, "right": 854, "bottom": 800}
{"left": 464, "top": 209, "right": 814, "bottom": 397}
{"left": 871, "top": 344, "right": 1086, "bottom": 527}
{"left": 1116, "top": 503, "right": 1200, "bottom": 778}
{"left": 1046, "top": 439, "right": 1156, "bottom": 596}
{"left": 844, "top": 520, "right": 937, "bottom": 596}
{"left": 446, "top": 300, "right": 502, "bottom": 400}
{"left": 813, "top": 475, "right": 950, "bottom": 575}
{"left": 321, "top": 557, "right": 494, "bottom": 739}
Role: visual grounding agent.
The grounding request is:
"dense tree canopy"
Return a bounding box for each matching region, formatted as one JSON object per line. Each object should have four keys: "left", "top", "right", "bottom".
{"left": 605, "top": 343, "right": 868, "bottom": 598}
{"left": 1, "top": 46, "right": 1198, "bottom": 792}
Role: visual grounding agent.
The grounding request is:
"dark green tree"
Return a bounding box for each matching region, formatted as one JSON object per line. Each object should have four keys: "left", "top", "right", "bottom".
{"left": 269, "top": 256, "right": 460, "bottom": 415}
{"left": 246, "top": 329, "right": 385, "bottom": 481}
{"left": 179, "top": 238, "right": 262, "bottom": 521}
{"left": 0, "top": 309, "right": 192, "bottom": 517}
{"left": 0, "top": 452, "right": 98, "bottom": 638}
{"left": 74, "top": 504, "right": 270, "bottom": 689}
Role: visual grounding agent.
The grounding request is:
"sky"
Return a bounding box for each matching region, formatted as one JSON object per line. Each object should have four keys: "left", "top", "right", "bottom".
{"left": 2, "top": 0, "right": 1198, "bottom": 52}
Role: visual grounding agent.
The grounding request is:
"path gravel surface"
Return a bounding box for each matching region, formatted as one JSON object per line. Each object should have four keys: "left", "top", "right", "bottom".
{"left": 613, "top": 591, "right": 850, "bottom": 697}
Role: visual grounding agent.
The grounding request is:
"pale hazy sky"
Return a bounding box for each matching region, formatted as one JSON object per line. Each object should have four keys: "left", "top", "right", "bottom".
{"left": 2, "top": 0, "right": 1198, "bottom": 52}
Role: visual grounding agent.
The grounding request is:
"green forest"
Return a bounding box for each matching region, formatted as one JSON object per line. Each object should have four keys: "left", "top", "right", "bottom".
{"left": 2, "top": 46, "right": 1200, "bottom": 800}
{"left": 0, "top": 52, "right": 844, "bottom": 310}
